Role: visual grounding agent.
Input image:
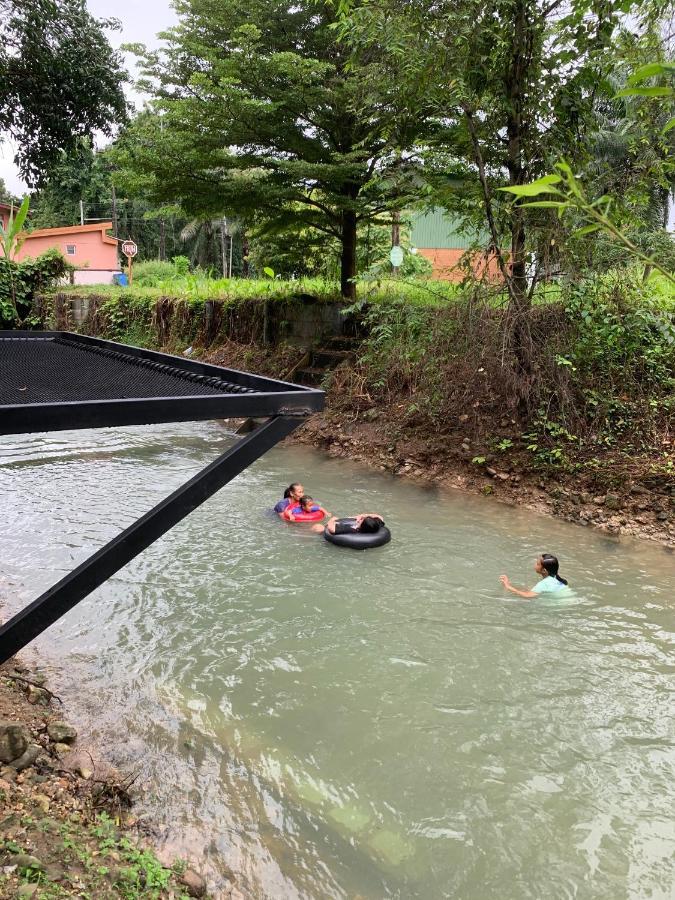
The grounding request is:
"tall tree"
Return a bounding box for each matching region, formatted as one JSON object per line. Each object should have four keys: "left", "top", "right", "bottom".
{"left": 0, "top": 0, "right": 127, "bottom": 185}
{"left": 343, "top": 0, "right": 665, "bottom": 358}
{"left": 114, "top": 0, "right": 430, "bottom": 298}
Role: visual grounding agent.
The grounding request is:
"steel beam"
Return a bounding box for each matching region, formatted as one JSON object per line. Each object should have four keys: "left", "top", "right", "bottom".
{"left": 0, "top": 415, "right": 301, "bottom": 665}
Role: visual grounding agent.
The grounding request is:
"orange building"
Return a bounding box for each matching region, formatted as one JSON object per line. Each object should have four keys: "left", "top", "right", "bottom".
{"left": 411, "top": 209, "right": 503, "bottom": 281}
{"left": 15, "top": 222, "right": 121, "bottom": 284}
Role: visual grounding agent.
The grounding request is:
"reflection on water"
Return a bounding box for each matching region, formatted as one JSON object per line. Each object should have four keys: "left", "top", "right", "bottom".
{"left": 1, "top": 422, "right": 674, "bottom": 899}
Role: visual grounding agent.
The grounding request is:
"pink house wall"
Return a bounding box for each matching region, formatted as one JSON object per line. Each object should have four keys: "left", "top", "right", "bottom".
{"left": 15, "top": 224, "right": 119, "bottom": 270}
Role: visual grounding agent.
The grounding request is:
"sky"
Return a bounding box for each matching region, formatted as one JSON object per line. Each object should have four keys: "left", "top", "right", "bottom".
{"left": 0, "top": 0, "right": 177, "bottom": 195}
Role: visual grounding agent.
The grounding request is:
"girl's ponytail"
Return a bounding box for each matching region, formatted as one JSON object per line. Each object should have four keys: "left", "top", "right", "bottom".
{"left": 541, "top": 554, "right": 567, "bottom": 585}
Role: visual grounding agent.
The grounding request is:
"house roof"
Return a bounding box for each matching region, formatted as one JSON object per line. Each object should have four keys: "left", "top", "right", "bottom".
{"left": 411, "top": 209, "right": 490, "bottom": 250}
{"left": 21, "top": 222, "right": 117, "bottom": 246}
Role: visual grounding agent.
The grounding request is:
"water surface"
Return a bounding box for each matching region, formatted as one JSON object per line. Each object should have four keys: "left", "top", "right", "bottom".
{"left": 1, "top": 423, "right": 673, "bottom": 899}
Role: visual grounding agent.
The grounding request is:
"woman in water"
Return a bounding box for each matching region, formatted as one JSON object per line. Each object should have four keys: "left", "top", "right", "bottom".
{"left": 284, "top": 495, "right": 331, "bottom": 522}
{"left": 274, "top": 482, "right": 304, "bottom": 518}
{"left": 499, "top": 554, "right": 568, "bottom": 599}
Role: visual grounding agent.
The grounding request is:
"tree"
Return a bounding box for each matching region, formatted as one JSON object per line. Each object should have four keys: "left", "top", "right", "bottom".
{"left": 30, "top": 139, "right": 112, "bottom": 229}
{"left": 0, "top": 0, "right": 127, "bottom": 185}
{"left": 113, "top": 0, "right": 431, "bottom": 298}
{"left": 343, "top": 0, "right": 666, "bottom": 363}
{"left": 0, "top": 178, "right": 20, "bottom": 206}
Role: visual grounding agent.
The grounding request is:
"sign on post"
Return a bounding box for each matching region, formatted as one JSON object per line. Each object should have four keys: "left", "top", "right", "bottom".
{"left": 121, "top": 240, "right": 138, "bottom": 286}
{"left": 390, "top": 245, "right": 404, "bottom": 269}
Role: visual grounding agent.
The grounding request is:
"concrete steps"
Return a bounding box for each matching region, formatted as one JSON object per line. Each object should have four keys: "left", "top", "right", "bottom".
{"left": 294, "top": 344, "right": 357, "bottom": 386}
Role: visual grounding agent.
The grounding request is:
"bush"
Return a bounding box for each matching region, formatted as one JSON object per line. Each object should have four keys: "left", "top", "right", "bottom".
{"left": 0, "top": 249, "right": 70, "bottom": 326}
{"left": 131, "top": 259, "right": 176, "bottom": 286}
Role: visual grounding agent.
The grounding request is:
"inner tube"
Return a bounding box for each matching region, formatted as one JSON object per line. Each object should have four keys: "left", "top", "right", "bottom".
{"left": 324, "top": 518, "right": 391, "bottom": 549}
{"left": 283, "top": 506, "right": 325, "bottom": 522}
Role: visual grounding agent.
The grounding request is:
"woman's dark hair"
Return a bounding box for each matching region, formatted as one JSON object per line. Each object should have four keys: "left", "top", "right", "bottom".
{"left": 299, "top": 495, "right": 313, "bottom": 509}
{"left": 541, "top": 554, "right": 568, "bottom": 585}
{"left": 283, "top": 482, "right": 302, "bottom": 499}
{"left": 360, "top": 516, "right": 382, "bottom": 534}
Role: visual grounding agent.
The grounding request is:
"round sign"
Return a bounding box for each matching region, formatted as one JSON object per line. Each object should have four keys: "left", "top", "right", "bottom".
{"left": 121, "top": 240, "right": 138, "bottom": 258}
{"left": 390, "top": 245, "right": 404, "bottom": 267}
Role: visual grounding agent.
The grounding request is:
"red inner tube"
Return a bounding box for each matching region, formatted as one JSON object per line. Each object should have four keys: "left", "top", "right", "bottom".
{"left": 283, "top": 507, "right": 325, "bottom": 522}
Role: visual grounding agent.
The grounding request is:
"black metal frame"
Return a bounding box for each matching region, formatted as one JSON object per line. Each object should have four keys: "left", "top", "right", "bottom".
{"left": 0, "top": 332, "right": 324, "bottom": 665}
{"left": 0, "top": 331, "right": 323, "bottom": 434}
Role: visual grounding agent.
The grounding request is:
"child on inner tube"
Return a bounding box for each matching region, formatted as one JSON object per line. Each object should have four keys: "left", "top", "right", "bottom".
{"left": 311, "top": 513, "right": 384, "bottom": 535}
{"left": 284, "top": 495, "right": 331, "bottom": 522}
{"left": 499, "top": 553, "right": 569, "bottom": 598}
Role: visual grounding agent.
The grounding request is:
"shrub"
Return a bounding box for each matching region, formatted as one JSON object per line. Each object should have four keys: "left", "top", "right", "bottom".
{"left": 0, "top": 249, "right": 71, "bottom": 326}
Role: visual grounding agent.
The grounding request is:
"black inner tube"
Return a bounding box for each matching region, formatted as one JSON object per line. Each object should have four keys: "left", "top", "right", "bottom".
{"left": 324, "top": 518, "right": 391, "bottom": 549}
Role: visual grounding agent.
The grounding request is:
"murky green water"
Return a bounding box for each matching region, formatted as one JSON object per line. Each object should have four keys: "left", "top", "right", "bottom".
{"left": 1, "top": 422, "right": 674, "bottom": 899}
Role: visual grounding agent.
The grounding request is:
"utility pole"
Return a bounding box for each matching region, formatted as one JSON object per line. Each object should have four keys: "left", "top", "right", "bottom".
{"left": 220, "top": 218, "right": 228, "bottom": 278}
{"left": 111, "top": 185, "right": 118, "bottom": 239}
{"left": 229, "top": 229, "right": 234, "bottom": 278}
{"left": 79, "top": 200, "right": 84, "bottom": 227}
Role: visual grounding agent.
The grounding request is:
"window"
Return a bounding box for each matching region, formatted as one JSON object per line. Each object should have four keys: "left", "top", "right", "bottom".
{"left": 66, "top": 244, "right": 76, "bottom": 255}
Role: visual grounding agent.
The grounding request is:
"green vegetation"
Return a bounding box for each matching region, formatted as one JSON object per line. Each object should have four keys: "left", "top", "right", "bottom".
{"left": 0, "top": 0, "right": 126, "bottom": 184}
{"left": 0, "top": 248, "right": 70, "bottom": 326}
{"left": 0, "top": 812, "right": 192, "bottom": 899}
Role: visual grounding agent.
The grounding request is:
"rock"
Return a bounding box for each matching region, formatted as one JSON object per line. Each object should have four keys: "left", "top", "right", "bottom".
{"left": 10, "top": 743, "right": 41, "bottom": 772}
{"left": 593, "top": 496, "right": 604, "bottom": 505}
{"left": 458, "top": 414, "right": 469, "bottom": 423}
{"left": 486, "top": 467, "right": 497, "bottom": 477}
{"left": 0, "top": 765, "right": 17, "bottom": 782}
{"left": 27, "top": 685, "right": 50, "bottom": 706}
{"left": 605, "top": 492, "right": 622, "bottom": 510}
{"left": 656, "top": 511, "right": 669, "bottom": 522}
{"left": 53, "top": 742, "right": 71, "bottom": 757}
{"left": 44, "top": 863, "right": 66, "bottom": 882}
{"left": 495, "top": 472, "right": 510, "bottom": 481}
{"left": 179, "top": 868, "right": 207, "bottom": 898}
{"left": 7, "top": 854, "right": 45, "bottom": 873}
{"left": 580, "top": 492, "right": 592, "bottom": 504}
{"left": 47, "top": 721, "right": 77, "bottom": 745}
{"left": 630, "top": 484, "right": 650, "bottom": 495}
{"left": 17, "top": 885, "right": 38, "bottom": 898}
{"left": 481, "top": 484, "right": 493, "bottom": 495}
{"left": 34, "top": 793, "right": 50, "bottom": 813}
{"left": 0, "top": 722, "right": 29, "bottom": 764}
{"left": 76, "top": 764, "right": 93, "bottom": 780}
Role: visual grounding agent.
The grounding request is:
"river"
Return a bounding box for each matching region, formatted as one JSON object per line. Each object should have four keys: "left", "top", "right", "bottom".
{"left": 1, "top": 422, "right": 673, "bottom": 899}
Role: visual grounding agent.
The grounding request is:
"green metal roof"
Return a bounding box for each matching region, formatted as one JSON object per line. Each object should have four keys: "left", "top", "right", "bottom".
{"left": 411, "top": 208, "right": 488, "bottom": 250}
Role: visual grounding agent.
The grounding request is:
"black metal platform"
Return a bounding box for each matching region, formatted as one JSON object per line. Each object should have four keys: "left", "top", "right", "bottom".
{"left": 0, "top": 331, "right": 323, "bottom": 434}
{"left": 0, "top": 331, "right": 325, "bottom": 665}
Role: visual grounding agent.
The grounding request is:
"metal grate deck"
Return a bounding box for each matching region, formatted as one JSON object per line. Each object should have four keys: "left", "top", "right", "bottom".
{"left": 0, "top": 331, "right": 324, "bottom": 434}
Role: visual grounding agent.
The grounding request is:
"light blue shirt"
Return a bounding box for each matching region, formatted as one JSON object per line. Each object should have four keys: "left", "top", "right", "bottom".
{"left": 532, "top": 575, "right": 566, "bottom": 593}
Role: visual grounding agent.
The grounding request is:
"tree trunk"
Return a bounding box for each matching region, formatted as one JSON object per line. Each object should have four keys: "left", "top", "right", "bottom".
{"left": 242, "top": 234, "right": 250, "bottom": 278}
{"left": 340, "top": 209, "right": 357, "bottom": 300}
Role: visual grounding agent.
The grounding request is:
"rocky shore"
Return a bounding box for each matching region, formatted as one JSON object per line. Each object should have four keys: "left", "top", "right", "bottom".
{"left": 0, "top": 657, "right": 212, "bottom": 900}
{"left": 292, "top": 407, "right": 675, "bottom": 550}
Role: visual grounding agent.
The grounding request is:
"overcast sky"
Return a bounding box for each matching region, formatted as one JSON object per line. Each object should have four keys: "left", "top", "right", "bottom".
{"left": 0, "top": 0, "right": 177, "bottom": 194}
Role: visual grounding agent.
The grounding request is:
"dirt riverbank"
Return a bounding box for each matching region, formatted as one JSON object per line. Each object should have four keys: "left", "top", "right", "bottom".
{"left": 0, "top": 651, "right": 222, "bottom": 899}
{"left": 202, "top": 342, "right": 674, "bottom": 550}
{"left": 292, "top": 407, "right": 674, "bottom": 549}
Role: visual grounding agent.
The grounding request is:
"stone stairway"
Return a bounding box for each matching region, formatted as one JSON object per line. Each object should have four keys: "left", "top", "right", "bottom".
{"left": 293, "top": 337, "right": 359, "bottom": 386}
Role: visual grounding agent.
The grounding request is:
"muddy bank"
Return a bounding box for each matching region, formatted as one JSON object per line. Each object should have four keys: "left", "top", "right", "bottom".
{"left": 0, "top": 653, "right": 220, "bottom": 899}
{"left": 292, "top": 407, "right": 674, "bottom": 549}
{"left": 195, "top": 341, "right": 674, "bottom": 549}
